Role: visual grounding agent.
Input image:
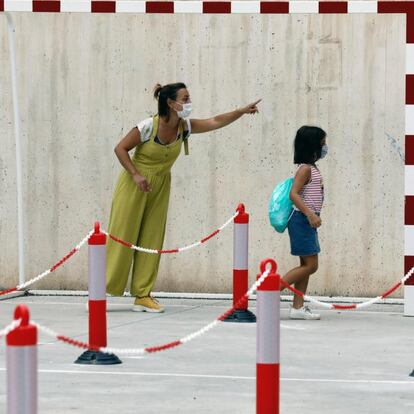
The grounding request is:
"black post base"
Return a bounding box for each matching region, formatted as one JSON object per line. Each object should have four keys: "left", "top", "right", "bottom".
{"left": 410, "top": 370, "right": 414, "bottom": 377}
{"left": 75, "top": 350, "right": 122, "bottom": 365}
{"left": 223, "top": 309, "right": 256, "bottom": 323}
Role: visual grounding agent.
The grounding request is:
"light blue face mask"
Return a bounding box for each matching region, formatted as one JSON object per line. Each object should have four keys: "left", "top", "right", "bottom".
{"left": 176, "top": 102, "right": 192, "bottom": 119}
{"left": 320, "top": 144, "right": 328, "bottom": 159}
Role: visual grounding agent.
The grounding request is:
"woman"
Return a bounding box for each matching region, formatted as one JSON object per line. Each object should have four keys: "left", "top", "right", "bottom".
{"left": 107, "top": 82, "right": 260, "bottom": 312}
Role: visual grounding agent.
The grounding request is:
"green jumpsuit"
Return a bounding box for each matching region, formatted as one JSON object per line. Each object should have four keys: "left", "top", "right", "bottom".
{"left": 106, "top": 116, "right": 187, "bottom": 297}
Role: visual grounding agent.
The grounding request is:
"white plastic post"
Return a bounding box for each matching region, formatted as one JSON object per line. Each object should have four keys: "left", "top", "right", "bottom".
{"left": 88, "top": 222, "right": 107, "bottom": 348}
{"left": 256, "top": 259, "right": 280, "bottom": 414}
{"left": 75, "top": 222, "right": 121, "bottom": 365}
{"left": 6, "top": 305, "right": 37, "bottom": 414}
{"left": 233, "top": 203, "right": 249, "bottom": 310}
{"left": 224, "top": 204, "right": 256, "bottom": 322}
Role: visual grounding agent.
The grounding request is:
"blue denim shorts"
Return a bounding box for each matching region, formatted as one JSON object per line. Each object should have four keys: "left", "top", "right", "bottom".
{"left": 287, "top": 210, "right": 320, "bottom": 256}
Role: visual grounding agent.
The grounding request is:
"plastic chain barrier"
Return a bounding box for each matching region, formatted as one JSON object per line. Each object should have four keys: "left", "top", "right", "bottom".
{"left": 280, "top": 266, "right": 414, "bottom": 310}
{"left": 23, "top": 268, "right": 271, "bottom": 356}
{"left": 0, "top": 231, "right": 94, "bottom": 298}
{"left": 104, "top": 211, "right": 239, "bottom": 254}
{"left": 0, "top": 319, "right": 22, "bottom": 339}
{"left": 0, "top": 208, "right": 239, "bottom": 297}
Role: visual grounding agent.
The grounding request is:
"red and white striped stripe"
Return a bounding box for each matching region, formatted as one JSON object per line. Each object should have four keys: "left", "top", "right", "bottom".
{"left": 0, "top": 231, "right": 93, "bottom": 298}
{"left": 0, "top": 2, "right": 412, "bottom": 16}
{"left": 404, "top": 0, "right": 414, "bottom": 314}
{"left": 104, "top": 210, "right": 238, "bottom": 254}
{"left": 1, "top": 2, "right": 411, "bottom": 15}
{"left": 280, "top": 266, "right": 414, "bottom": 310}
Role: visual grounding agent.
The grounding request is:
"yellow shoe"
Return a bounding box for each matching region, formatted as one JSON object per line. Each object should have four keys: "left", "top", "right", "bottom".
{"left": 132, "top": 296, "right": 164, "bottom": 313}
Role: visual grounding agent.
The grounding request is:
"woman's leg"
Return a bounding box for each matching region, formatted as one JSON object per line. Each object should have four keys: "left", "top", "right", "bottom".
{"left": 106, "top": 172, "right": 148, "bottom": 296}
{"left": 130, "top": 176, "right": 171, "bottom": 298}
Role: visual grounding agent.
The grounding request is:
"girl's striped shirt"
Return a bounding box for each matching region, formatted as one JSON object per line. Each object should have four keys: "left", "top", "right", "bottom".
{"left": 297, "top": 164, "right": 324, "bottom": 213}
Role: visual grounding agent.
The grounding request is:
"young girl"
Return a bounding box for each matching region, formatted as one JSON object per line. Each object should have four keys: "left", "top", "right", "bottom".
{"left": 282, "top": 126, "right": 327, "bottom": 320}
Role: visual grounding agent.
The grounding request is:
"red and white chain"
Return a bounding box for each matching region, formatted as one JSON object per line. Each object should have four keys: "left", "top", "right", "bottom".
{"left": 0, "top": 210, "right": 238, "bottom": 297}
{"left": 0, "top": 319, "right": 22, "bottom": 339}
{"left": 4, "top": 268, "right": 413, "bottom": 353}
{"left": 1, "top": 210, "right": 237, "bottom": 297}
{"left": 103, "top": 211, "right": 239, "bottom": 254}
{"left": 32, "top": 268, "right": 271, "bottom": 356}
{"left": 281, "top": 266, "right": 414, "bottom": 310}
{"left": 0, "top": 230, "right": 93, "bottom": 297}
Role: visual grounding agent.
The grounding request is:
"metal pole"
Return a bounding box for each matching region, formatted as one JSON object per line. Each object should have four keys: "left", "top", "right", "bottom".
{"left": 5, "top": 12, "right": 25, "bottom": 286}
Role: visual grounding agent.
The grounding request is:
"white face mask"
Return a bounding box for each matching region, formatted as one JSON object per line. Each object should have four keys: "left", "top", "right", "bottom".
{"left": 176, "top": 102, "right": 192, "bottom": 119}
{"left": 320, "top": 144, "right": 328, "bottom": 159}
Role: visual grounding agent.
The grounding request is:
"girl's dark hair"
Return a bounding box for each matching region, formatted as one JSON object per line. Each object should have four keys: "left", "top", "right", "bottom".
{"left": 153, "top": 83, "right": 187, "bottom": 117}
{"left": 293, "top": 126, "right": 327, "bottom": 164}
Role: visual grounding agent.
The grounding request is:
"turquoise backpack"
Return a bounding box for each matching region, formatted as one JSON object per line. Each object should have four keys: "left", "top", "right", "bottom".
{"left": 268, "top": 178, "right": 294, "bottom": 233}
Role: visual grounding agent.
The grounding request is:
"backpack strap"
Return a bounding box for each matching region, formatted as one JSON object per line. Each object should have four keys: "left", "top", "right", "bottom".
{"left": 177, "top": 119, "right": 189, "bottom": 155}
{"left": 183, "top": 138, "right": 189, "bottom": 155}
{"left": 181, "top": 120, "right": 189, "bottom": 155}
{"left": 151, "top": 114, "right": 159, "bottom": 141}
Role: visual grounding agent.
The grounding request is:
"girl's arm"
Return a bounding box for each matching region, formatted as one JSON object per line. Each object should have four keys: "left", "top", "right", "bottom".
{"left": 289, "top": 165, "right": 322, "bottom": 228}
{"left": 114, "top": 127, "right": 151, "bottom": 192}
{"left": 190, "top": 99, "right": 261, "bottom": 134}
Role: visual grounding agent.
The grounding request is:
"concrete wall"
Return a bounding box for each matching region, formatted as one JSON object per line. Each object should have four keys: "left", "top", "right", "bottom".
{"left": 0, "top": 11, "right": 405, "bottom": 297}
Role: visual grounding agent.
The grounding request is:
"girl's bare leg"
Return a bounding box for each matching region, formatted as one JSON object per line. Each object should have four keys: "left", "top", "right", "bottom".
{"left": 282, "top": 255, "right": 318, "bottom": 308}
{"left": 293, "top": 275, "right": 309, "bottom": 309}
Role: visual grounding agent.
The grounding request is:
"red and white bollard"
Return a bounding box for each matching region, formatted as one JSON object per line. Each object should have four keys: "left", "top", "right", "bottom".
{"left": 224, "top": 203, "right": 256, "bottom": 322}
{"left": 256, "top": 259, "right": 280, "bottom": 414}
{"left": 7, "top": 305, "right": 37, "bottom": 414}
{"left": 75, "top": 222, "right": 121, "bottom": 365}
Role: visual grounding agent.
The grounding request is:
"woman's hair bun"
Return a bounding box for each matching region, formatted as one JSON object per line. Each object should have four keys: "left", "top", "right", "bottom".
{"left": 153, "top": 83, "right": 163, "bottom": 100}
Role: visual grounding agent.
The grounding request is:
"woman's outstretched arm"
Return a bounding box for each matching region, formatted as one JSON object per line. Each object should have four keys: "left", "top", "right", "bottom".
{"left": 190, "top": 99, "right": 261, "bottom": 134}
